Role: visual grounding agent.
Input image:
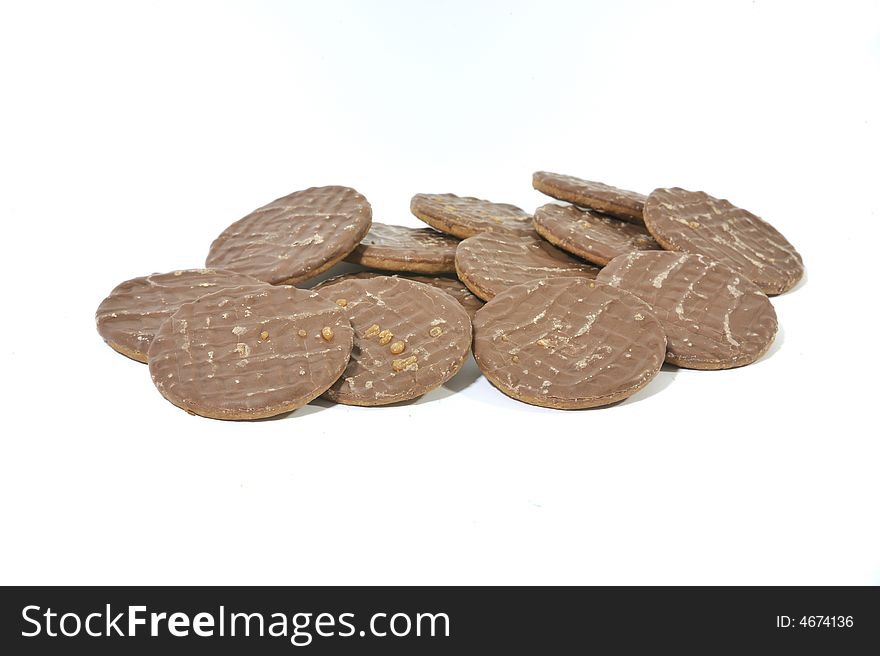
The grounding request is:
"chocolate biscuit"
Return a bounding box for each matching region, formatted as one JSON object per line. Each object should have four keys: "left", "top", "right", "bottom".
{"left": 96, "top": 269, "right": 267, "bottom": 363}
{"left": 312, "top": 271, "right": 484, "bottom": 319}
{"left": 532, "top": 172, "right": 647, "bottom": 223}
{"left": 206, "top": 186, "right": 372, "bottom": 285}
{"left": 148, "top": 285, "right": 354, "bottom": 420}
{"left": 315, "top": 276, "right": 472, "bottom": 405}
{"left": 455, "top": 232, "right": 599, "bottom": 301}
{"left": 410, "top": 193, "right": 534, "bottom": 238}
{"left": 473, "top": 278, "right": 666, "bottom": 409}
{"left": 597, "top": 251, "right": 777, "bottom": 369}
{"left": 344, "top": 223, "right": 458, "bottom": 274}
{"left": 643, "top": 188, "right": 803, "bottom": 295}
{"left": 533, "top": 203, "right": 660, "bottom": 266}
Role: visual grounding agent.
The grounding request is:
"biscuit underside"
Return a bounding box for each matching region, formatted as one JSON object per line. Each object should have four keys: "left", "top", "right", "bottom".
{"left": 412, "top": 209, "right": 477, "bottom": 239}
{"left": 454, "top": 260, "right": 496, "bottom": 301}
{"left": 106, "top": 339, "right": 149, "bottom": 364}
{"left": 349, "top": 253, "right": 453, "bottom": 275}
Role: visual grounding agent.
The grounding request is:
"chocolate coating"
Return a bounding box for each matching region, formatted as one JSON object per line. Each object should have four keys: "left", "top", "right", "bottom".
{"left": 597, "top": 251, "right": 777, "bottom": 369}
{"left": 533, "top": 203, "right": 660, "bottom": 266}
{"left": 312, "top": 271, "right": 484, "bottom": 319}
{"left": 455, "top": 231, "right": 599, "bottom": 301}
{"left": 147, "top": 286, "right": 354, "bottom": 420}
{"left": 95, "top": 269, "right": 267, "bottom": 363}
{"left": 344, "top": 223, "right": 459, "bottom": 274}
{"left": 315, "top": 277, "right": 472, "bottom": 405}
{"left": 206, "top": 186, "right": 372, "bottom": 285}
{"left": 473, "top": 278, "right": 666, "bottom": 409}
{"left": 410, "top": 193, "right": 534, "bottom": 238}
{"left": 643, "top": 188, "right": 804, "bottom": 295}
{"left": 533, "top": 172, "right": 647, "bottom": 223}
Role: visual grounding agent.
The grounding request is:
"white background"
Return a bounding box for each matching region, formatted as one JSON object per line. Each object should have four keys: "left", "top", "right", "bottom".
{"left": 1, "top": 1, "right": 878, "bottom": 585}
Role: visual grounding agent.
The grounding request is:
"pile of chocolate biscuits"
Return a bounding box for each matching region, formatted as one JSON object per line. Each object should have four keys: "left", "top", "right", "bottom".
{"left": 95, "top": 173, "right": 803, "bottom": 419}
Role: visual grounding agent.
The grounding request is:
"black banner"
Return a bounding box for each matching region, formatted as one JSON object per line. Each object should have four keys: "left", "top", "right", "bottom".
{"left": 1, "top": 586, "right": 877, "bottom": 653}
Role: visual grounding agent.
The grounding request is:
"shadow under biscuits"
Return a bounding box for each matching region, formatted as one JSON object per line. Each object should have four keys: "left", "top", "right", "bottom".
{"left": 622, "top": 322, "right": 784, "bottom": 408}
{"left": 297, "top": 261, "right": 368, "bottom": 289}
{"left": 619, "top": 363, "right": 679, "bottom": 407}
{"left": 248, "top": 397, "right": 335, "bottom": 422}
{"left": 415, "top": 352, "right": 482, "bottom": 404}
{"left": 761, "top": 322, "right": 786, "bottom": 362}
{"left": 441, "top": 353, "right": 481, "bottom": 393}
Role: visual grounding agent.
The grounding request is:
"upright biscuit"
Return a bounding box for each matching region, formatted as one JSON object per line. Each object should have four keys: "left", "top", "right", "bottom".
{"left": 410, "top": 193, "right": 534, "bottom": 238}
{"left": 95, "top": 269, "right": 267, "bottom": 363}
{"left": 473, "top": 278, "right": 666, "bottom": 409}
{"left": 315, "top": 276, "right": 472, "bottom": 405}
{"left": 312, "top": 271, "right": 484, "bottom": 319}
{"left": 533, "top": 203, "right": 660, "bottom": 266}
{"left": 597, "top": 251, "right": 777, "bottom": 369}
{"left": 344, "top": 223, "right": 459, "bottom": 274}
{"left": 147, "top": 285, "right": 354, "bottom": 420}
{"left": 206, "top": 186, "right": 372, "bottom": 285}
{"left": 643, "top": 188, "right": 803, "bottom": 295}
{"left": 532, "top": 171, "right": 647, "bottom": 223}
{"left": 455, "top": 231, "right": 599, "bottom": 301}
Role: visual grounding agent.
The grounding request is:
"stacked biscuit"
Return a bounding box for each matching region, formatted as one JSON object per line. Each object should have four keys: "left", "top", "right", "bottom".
{"left": 96, "top": 174, "right": 803, "bottom": 418}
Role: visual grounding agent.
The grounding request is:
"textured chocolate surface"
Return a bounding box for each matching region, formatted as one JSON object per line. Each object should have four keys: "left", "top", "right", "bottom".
{"left": 597, "top": 251, "right": 777, "bottom": 369}
{"left": 96, "top": 269, "right": 267, "bottom": 363}
{"left": 473, "top": 278, "right": 666, "bottom": 409}
{"left": 532, "top": 172, "right": 647, "bottom": 223}
{"left": 312, "top": 271, "right": 484, "bottom": 319}
{"left": 533, "top": 203, "right": 660, "bottom": 266}
{"left": 344, "top": 223, "right": 459, "bottom": 274}
{"left": 410, "top": 193, "right": 534, "bottom": 238}
{"left": 206, "top": 186, "right": 372, "bottom": 285}
{"left": 314, "top": 277, "right": 472, "bottom": 405}
{"left": 148, "top": 286, "right": 353, "bottom": 419}
{"left": 643, "top": 188, "right": 803, "bottom": 295}
{"left": 455, "top": 232, "right": 600, "bottom": 301}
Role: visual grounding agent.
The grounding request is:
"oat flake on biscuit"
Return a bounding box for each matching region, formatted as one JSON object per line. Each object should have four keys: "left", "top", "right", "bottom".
{"left": 312, "top": 271, "right": 484, "bottom": 319}
{"left": 314, "top": 276, "right": 472, "bottom": 406}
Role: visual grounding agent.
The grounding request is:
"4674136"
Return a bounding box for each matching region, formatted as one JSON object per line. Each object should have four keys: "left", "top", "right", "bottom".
{"left": 776, "top": 615, "right": 854, "bottom": 629}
